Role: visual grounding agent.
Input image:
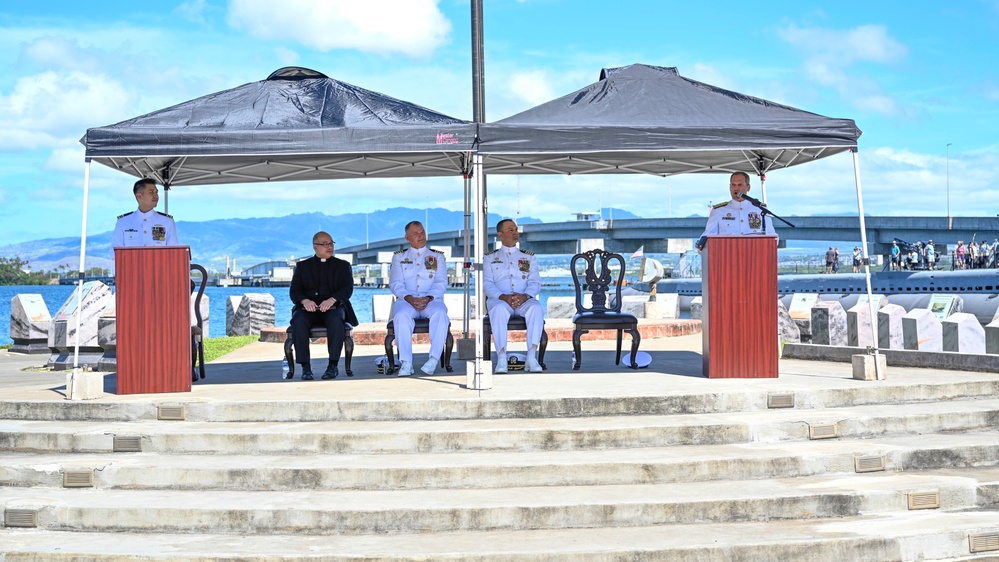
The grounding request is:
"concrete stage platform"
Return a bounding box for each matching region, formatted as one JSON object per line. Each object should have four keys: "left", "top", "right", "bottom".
{"left": 0, "top": 318, "right": 989, "bottom": 406}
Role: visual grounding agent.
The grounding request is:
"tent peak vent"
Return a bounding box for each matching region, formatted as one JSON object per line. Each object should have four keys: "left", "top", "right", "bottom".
{"left": 600, "top": 64, "right": 678, "bottom": 81}
{"left": 267, "top": 67, "right": 328, "bottom": 80}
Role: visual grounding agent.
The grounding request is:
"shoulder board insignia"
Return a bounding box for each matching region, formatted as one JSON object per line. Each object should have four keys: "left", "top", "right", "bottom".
{"left": 156, "top": 211, "right": 173, "bottom": 218}
{"left": 430, "top": 248, "right": 445, "bottom": 254}
{"left": 117, "top": 211, "right": 134, "bottom": 219}
{"left": 393, "top": 249, "right": 406, "bottom": 254}
{"left": 712, "top": 202, "right": 728, "bottom": 209}
{"left": 520, "top": 249, "right": 535, "bottom": 256}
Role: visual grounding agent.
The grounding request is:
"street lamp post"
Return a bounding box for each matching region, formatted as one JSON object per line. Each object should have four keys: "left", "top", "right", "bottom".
{"left": 946, "top": 143, "right": 952, "bottom": 227}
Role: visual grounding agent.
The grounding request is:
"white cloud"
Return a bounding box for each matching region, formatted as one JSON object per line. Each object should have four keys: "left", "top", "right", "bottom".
{"left": 174, "top": 0, "right": 209, "bottom": 25}
{"left": 226, "top": 0, "right": 452, "bottom": 58}
{"left": 778, "top": 24, "right": 907, "bottom": 65}
{"left": 777, "top": 24, "right": 906, "bottom": 115}
{"left": 0, "top": 71, "right": 133, "bottom": 150}
{"left": 273, "top": 46, "right": 299, "bottom": 66}
{"left": 45, "top": 144, "right": 87, "bottom": 174}
{"left": 507, "top": 70, "right": 558, "bottom": 106}
{"left": 981, "top": 80, "right": 999, "bottom": 101}
{"left": 686, "top": 63, "right": 736, "bottom": 91}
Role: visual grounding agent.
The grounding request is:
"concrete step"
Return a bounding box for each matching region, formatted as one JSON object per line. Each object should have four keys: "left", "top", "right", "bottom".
{"left": 3, "top": 470, "right": 997, "bottom": 536}
{"left": 3, "top": 375, "right": 999, "bottom": 422}
{"left": 4, "top": 432, "right": 999, "bottom": 491}
{"left": 4, "top": 397, "right": 999, "bottom": 454}
{"left": 1, "top": 507, "right": 998, "bottom": 561}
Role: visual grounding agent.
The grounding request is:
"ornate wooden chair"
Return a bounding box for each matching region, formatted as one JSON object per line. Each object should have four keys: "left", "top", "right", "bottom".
{"left": 570, "top": 249, "right": 641, "bottom": 370}
{"left": 383, "top": 318, "right": 454, "bottom": 374}
{"left": 190, "top": 263, "right": 208, "bottom": 382}
{"left": 283, "top": 311, "right": 355, "bottom": 377}
{"left": 482, "top": 315, "right": 549, "bottom": 370}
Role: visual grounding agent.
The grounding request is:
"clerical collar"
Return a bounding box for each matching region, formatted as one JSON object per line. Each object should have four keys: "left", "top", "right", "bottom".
{"left": 319, "top": 258, "right": 327, "bottom": 262}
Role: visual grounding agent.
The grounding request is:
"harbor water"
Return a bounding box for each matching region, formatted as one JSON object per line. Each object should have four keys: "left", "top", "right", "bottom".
{"left": 1, "top": 282, "right": 578, "bottom": 346}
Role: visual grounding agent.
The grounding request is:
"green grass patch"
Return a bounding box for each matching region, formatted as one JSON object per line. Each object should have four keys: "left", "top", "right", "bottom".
{"left": 203, "top": 335, "right": 258, "bottom": 363}
{"left": 0, "top": 343, "right": 12, "bottom": 350}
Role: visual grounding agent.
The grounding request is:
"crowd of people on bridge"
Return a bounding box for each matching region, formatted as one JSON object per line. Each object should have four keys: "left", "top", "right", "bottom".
{"left": 888, "top": 238, "right": 998, "bottom": 271}
{"left": 952, "top": 239, "right": 998, "bottom": 270}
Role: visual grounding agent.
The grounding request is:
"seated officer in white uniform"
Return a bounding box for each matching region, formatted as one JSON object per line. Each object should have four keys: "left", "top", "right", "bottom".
{"left": 111, "top": 178, "right": 179, "bottom": 255}
{"left": 695, "top": 172, "right": 777, "bottom": 250}
{"left": 389, "top": 221, "right": 449, "bottom": 377}
{"left": 483, "top": 219, "right": 544, "bottom": 373}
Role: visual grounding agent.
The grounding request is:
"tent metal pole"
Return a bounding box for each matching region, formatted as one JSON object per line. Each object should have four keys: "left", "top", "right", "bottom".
{"left": 852, "top": 148, "right": 883, "bottom": 380}
{"left": 470, "top": 0, "right": 485, "bottom": 124}
{"left": 472, "top": 154, "right": 487, "bottom": 389}
{"left": 468, "top": 0, "right": 489, "bottom": 389}
{"left": 462, "top": 172, "right": 472, "bottom": 337}
{"left": 69, "top": 158, "right": 93, "bottom": 400}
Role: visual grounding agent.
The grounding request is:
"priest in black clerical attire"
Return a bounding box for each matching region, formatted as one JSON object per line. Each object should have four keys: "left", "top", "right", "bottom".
{"left": 289, "top": 231, "right": 358, "bottom": 380}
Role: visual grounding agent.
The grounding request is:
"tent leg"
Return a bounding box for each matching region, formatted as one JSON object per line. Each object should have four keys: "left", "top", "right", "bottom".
{"left": 470, "top": 154, "right": 489, "bottom": 390}
{"left": 462, "top": 173, "right": 472, "bottom": 337}
{"left": 69, "top": 158, "right": 93, "bottom": 400}
{"left": 852, "top": 149, "right": 883, "bottom": 381}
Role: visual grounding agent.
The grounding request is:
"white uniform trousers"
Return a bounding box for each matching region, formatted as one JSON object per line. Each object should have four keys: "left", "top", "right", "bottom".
{"left": 392, "top": 299, "right": 449, "bottom": 362}
{"left": 487, "top": 298, "right": 544, "bottom": 354}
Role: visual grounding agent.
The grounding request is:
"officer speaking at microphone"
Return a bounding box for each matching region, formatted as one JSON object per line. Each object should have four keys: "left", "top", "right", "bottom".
{"left": 696, "top": 172, "right": 777, "bottom": 251}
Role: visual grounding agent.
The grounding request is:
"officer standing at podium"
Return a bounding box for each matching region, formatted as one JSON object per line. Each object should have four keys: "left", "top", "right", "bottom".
{"left": 483, "top": 218, "right": 544, "bottom": 374}
{"left": 111, "top": 178, "right": 179, "bottom": 253}
{"left": 695, "top": 172, "right": 776, "bottom": 250}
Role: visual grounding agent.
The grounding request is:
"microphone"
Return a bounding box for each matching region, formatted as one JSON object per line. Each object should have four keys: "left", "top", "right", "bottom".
{"left": 738, "top": 192, "right": 764, "bottom": 207}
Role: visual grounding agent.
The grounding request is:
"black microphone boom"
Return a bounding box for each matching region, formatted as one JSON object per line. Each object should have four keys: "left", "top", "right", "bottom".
{"left": 738, "top": 192, "right": 765, "bottom": 207}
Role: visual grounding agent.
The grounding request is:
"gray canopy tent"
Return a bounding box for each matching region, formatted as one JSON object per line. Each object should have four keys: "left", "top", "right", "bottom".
{"left": 71, "top": 63, "right": 873, "bottom": 396}
{"left": 473, "top": 64, "right": 874, "bottom": 377}
{"left": 70, "top": 67, "right": 479, "bottom": 397}
{"left": 479, "top": 64, "right": 860, "bottom": 182}
{"left": 82, "top": 66, "right": 478, "bottom": 186}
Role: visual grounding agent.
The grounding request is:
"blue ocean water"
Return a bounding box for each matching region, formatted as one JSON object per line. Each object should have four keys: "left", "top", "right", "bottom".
{"left": 1, "top": 282, "right": 577, "bottom": 345}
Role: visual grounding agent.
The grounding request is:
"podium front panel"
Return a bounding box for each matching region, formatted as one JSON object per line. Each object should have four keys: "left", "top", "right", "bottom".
{"left": 701, "top": 236, "right": 778, "bottom": 378}
{"left": 114, "top": 246, "right": 192, "bottom": 394}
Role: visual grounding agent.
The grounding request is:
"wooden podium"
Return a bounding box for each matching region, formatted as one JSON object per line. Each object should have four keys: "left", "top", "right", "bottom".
{"left": 701, "top": 235, "right": 778, "bottom": 378}
{"left": 114, "top": 246, "right": 192, "bottom": 394}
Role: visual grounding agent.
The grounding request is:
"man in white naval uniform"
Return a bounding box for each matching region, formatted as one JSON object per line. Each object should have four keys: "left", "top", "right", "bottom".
{"left": 389, "top": 221, "right": 450, "bottom": 377}
{"left": 483, "top": 219, "right": 544, "bottom": 373}
{"left": 695, "top": 172, "right": 777, "bottom": 250}
{"left": 111, "top": 178, "right": 179, "bottom": 255}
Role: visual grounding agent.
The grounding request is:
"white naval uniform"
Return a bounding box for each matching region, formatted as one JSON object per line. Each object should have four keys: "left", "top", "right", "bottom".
{"left": 699, "top": 198, "right": 778, "bottom": 241}
{"left": 389, "top": 246, "right": 449, "bottom": 363}
{"left": 111, "top": 208, "right": 179, "bottom": 258}
{"left": 483, "top": 245, "right": 544, "bottom": 355}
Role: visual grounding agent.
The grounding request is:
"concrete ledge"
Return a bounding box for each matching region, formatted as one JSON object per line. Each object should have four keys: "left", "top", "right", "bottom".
{"left": 260, "top": 319, "right": 702, "bottom": 346}
{"left": 783, "top": 342, "right": 999, "bottom": 373}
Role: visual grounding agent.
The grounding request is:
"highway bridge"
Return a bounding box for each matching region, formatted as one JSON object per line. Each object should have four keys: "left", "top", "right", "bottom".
{"left": 337, "top": 216, "right": 999, "bottom": 264}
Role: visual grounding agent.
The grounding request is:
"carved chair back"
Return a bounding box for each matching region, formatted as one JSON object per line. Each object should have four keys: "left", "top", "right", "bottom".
{"left": 570, "top": 249, "right": 626, "bottom": 314}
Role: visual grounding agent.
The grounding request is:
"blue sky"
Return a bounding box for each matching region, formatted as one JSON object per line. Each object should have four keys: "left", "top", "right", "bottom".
{"left": 1, "top": 0, "right": 997, "bottom": 247}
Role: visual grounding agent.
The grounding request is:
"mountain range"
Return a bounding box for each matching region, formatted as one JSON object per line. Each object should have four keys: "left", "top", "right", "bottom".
{"left": 1, "top": 207, "right": 639, "bottom": 273}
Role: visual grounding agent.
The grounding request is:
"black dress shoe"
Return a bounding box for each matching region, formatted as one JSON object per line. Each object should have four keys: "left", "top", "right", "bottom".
{"left": 322, "top": 365, "right": 339, "bottom": 380}
{"left": 301, "top": 365, "right": 314, "bottom": 381}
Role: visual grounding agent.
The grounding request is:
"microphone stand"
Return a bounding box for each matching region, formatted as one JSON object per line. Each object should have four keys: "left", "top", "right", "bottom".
{"left": 740, "top": 193, "right": 796, "bottom": 230}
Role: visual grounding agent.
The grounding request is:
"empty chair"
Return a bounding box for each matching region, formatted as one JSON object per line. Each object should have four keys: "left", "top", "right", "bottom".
{"left": 190, "top": 263, "right": 208, "bottom": 382}
{"left": 570, "top": 249, "right": 641, "bottom": 370}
